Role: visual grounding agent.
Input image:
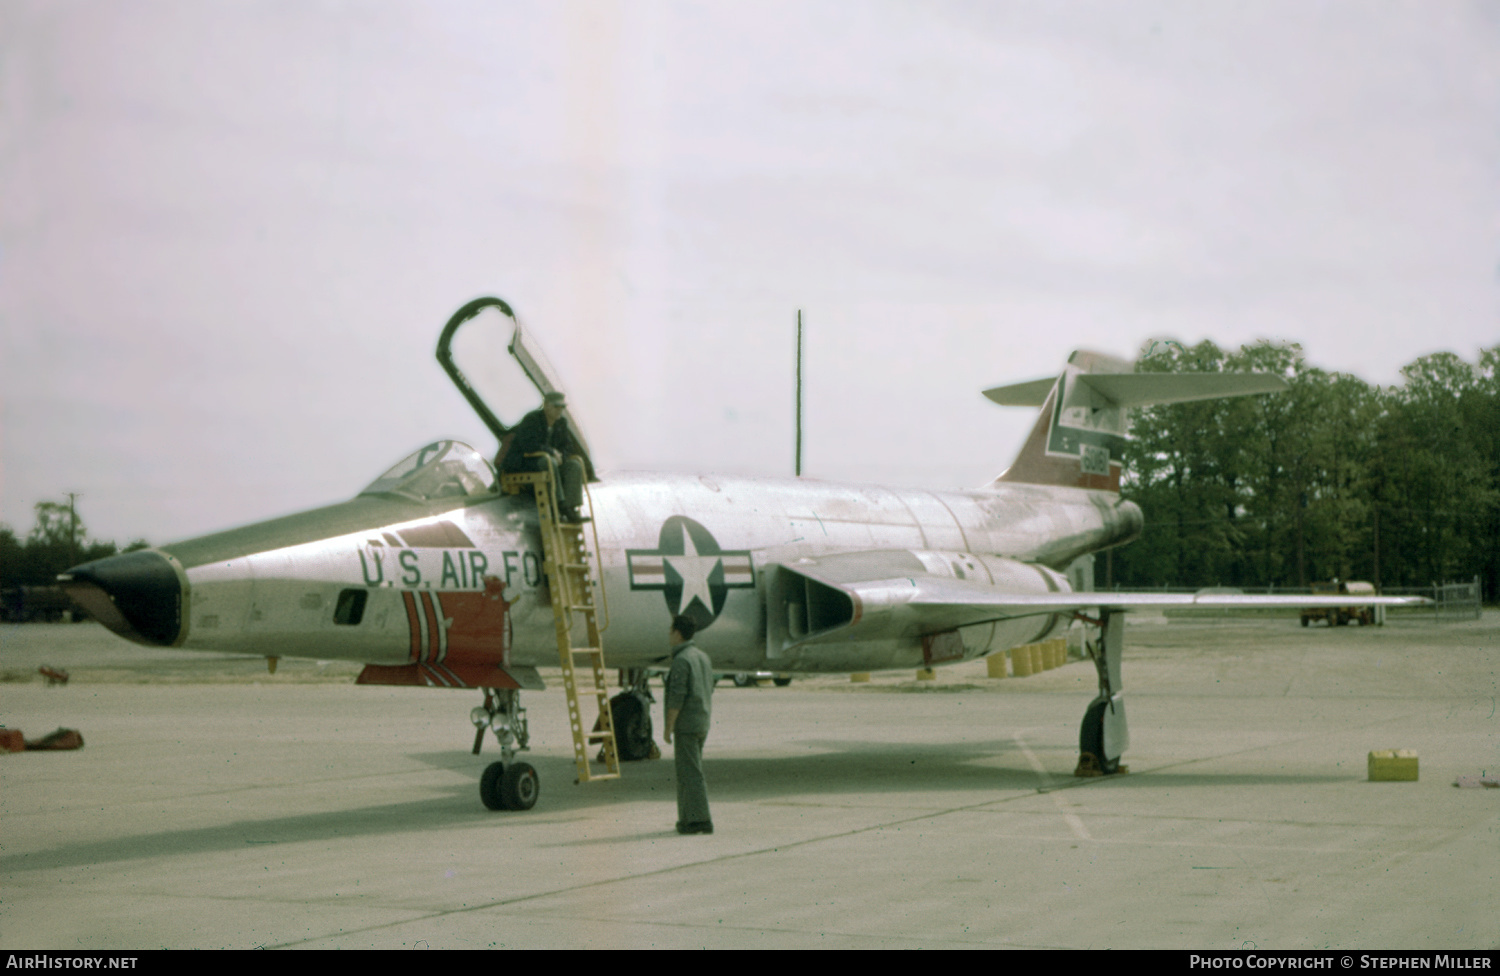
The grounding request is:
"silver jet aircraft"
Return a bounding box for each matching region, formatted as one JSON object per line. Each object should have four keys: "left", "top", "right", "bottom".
{"left": 59, "top": 297, "right": 1424, "bottom": 810}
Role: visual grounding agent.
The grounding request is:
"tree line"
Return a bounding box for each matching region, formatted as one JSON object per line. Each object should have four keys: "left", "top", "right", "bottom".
{"left": 1111, "top": 340, "right": 1499, "bottom": 602}
{"left": 5, "top": 344, "right": 1496, "bottom": 609}
{"left": 1, "top": 501, "right": 148, "bottom": 592}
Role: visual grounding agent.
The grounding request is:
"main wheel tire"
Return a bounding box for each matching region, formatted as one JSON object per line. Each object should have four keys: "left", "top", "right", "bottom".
{"left": 773, "top": 676, "right": 792, "bottom": 687}
{"left": 732, "top": 673, "right": 755, "bottom": 688}
{"left": 501, "top": 762, "right": 540, "bottom": 810}
{"left": 610, "top": 690, "right": 655, "bottom": 761}
{"left": 480, "top": 761, "right": 508, "bottom": 811}
{"left": 1078, "top": 698, "right": 1120, "bottom": 775}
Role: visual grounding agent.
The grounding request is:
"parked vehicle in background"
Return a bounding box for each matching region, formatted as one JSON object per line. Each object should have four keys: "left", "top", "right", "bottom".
{"left": 1301, "top": 581, "right": 1377, "bottom": 626}
{"left": 0, "top": 586, "right": 80, "bottom": 623}
{"left": 716, "top": 671, "right": 793, "bottom": 688}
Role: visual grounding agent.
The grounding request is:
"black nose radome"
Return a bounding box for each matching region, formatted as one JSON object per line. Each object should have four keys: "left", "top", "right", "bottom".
{"left": 58, "top": 550, "right": 184, "bottom": 647}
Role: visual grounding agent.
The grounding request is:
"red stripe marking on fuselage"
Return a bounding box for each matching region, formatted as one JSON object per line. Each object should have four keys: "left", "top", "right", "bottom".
{"left": 419, "top": 591, "right": 440, "bottom": 663}
{"left": 402, "top": 591, "right": 420, "bottom": 663}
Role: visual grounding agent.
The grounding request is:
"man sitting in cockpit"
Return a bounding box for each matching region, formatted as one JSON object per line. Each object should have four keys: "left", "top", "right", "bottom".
{"left": 498, "top": 391, "right": 589, "bottom": 522}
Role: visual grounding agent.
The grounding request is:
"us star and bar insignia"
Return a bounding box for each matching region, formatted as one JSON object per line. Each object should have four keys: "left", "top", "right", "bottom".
{"left": 626, "top": 515, "right": 754, "bottom": 630}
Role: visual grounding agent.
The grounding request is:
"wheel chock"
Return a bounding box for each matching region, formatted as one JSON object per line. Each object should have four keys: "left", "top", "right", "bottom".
{"left": 1368, "top": 749, "right": 1418, "bottom": 782}
{"left": 2, "top": 728, "right": 86, "bottom": 752}
{"left": 1074, "top": 752, "right": 1103, "bottom": 777}
{"left": 27, "top": 728, "right": 85, "bottom": 751}
{"left": 1074, "top": 753, "right": 1129, "bottom": 777}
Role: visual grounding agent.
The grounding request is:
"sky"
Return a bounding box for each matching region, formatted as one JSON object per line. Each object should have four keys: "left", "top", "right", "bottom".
{"left": 2, "top": 0, "right": 1497, "bottom": 547}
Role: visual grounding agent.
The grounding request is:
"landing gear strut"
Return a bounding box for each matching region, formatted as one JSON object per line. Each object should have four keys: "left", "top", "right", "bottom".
{"left": 1075, "top": 608, "right": 1129, "bottom": 777}
{"left": 472, "top": 687, "right": 539, "bottom": 810}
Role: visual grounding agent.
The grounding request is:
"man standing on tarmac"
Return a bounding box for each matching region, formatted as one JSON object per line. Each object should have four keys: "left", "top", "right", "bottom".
{"left": 664, "top": 614, "right": 714, "bottom": 835}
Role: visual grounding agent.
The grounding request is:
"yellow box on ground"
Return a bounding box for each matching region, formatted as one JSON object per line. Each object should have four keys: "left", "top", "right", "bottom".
{"left": 1368, "top": 749, "right": 1418, "bottom": 782}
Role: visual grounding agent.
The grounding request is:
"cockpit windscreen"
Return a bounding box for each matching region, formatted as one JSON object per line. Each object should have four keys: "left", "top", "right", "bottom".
{"left": 360, "top": 441, "right": 497, "bottom": 501}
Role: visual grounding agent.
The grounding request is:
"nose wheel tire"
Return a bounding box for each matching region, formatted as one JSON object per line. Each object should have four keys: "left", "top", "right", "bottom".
{"left": 481, "top": 761, "right": 540, "bottom": 811}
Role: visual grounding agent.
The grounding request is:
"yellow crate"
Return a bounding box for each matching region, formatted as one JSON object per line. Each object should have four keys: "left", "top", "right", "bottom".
{"left": 1368, "top": 749, "right": 1419, "bottom": 782}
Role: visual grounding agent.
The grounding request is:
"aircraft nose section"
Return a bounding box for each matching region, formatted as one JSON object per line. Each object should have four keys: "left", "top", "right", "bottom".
{"left": 57, "top": 550, "right": 185, "bottom": 646}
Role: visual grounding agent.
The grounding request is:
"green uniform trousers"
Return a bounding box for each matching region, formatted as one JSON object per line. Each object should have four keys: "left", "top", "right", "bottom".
{"left": 674, "top": 730, "right": 711, "bottom": 826}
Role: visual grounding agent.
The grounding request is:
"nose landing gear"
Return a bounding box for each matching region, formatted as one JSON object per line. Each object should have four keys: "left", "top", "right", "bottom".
{"left": 481, "top": 759, "right": 539, "bottom": 811}
{"left": 473, "top": 688, "right": 539, "bottom": 810}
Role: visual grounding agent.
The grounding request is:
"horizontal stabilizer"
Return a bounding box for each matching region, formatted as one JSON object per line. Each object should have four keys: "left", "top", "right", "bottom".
{"left": 1076, "top": 371, "right": 1287, "bottom": 407}
{"left": 983, "top": 370, "right": 1287, "bottom": 408}
{"left": 982, "top": 376, "right": 1057, "bottom": 407}
{"left": 987, "top": 350, "right": 1289, "bottom": 492}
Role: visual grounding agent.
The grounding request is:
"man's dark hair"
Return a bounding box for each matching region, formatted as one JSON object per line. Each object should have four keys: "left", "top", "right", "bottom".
{"left": 670, "top": 614, "right": 697, "bottom": 641}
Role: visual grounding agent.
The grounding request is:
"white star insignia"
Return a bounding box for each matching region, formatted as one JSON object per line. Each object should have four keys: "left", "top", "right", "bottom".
{"left": 664, "top": 522, "right": 720, "bottom": 614}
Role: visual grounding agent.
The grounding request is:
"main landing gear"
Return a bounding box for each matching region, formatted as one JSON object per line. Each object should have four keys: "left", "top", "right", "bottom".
{"left": 472, "top": 687, "right": 539, "bottom": 810}
{"left": 608, "top": 668, "right": 658, "bottom": 763}
{"left": 1075, "top": 608, "right": 1130, "bottom": 778}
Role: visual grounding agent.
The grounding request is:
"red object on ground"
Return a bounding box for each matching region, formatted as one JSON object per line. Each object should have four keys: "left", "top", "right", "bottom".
{"left": 0, "top": 729, "right": 26, "bottom": 753}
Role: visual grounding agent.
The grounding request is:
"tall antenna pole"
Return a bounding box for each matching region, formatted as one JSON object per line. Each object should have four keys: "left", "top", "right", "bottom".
{"left": 66, "top": 492, "right": 80, "bottom": 566}
{"left": 795, "top": 310, "right": 804, "bottom": 477}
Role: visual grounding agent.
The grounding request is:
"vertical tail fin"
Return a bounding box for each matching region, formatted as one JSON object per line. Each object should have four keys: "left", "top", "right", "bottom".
{"left": 985, "top": 350, "right": 1287, "bottom": 493}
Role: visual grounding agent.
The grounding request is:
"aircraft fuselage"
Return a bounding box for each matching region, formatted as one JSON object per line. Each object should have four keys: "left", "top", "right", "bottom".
{"left": 117, "top": 470, "right": 1141, "bottom": 680}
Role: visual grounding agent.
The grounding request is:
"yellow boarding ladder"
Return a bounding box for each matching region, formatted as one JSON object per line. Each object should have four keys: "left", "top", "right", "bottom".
{"left": 500, "top": 465, "right": 619, "bottom": 783}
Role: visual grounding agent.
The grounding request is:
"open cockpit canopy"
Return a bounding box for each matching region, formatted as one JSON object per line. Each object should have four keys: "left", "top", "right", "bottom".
{"left": 360, "top": 441, "right": 496, "bottom": 502}
{"left": 436, "top": 297, "right": 596, "bottom": 478}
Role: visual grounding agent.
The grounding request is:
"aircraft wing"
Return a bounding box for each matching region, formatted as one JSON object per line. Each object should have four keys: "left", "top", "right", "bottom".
{"left": 766, "top": 551, "right": 1431, "bottom": 653}
{"left": 904, "top": 581, "right": 1427, "bottom": 623}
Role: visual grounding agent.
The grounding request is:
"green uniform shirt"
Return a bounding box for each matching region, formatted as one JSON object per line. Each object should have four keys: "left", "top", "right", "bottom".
{"left": 665, "top": 640, "right": 714, "bottom": 735}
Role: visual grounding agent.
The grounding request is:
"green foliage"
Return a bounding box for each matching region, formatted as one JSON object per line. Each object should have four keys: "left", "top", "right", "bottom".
{"left": 1113, "top": 341, "right": 1500, "bottom": 599}
{"left": 0, "top": 500, "right": 139, "bottom": 590}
